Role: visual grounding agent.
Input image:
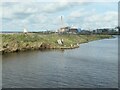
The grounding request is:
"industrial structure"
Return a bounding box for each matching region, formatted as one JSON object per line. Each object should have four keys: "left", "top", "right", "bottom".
{"left": 58, "top": 16, "right": 81, "bottom": 34}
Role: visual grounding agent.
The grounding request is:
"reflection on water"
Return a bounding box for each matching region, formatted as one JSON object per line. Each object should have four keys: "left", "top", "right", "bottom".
{"left": 2, "top": 36, "right": 118, "bottom": 88}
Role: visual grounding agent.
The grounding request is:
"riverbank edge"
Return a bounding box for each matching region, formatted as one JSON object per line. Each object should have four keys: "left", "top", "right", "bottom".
{"left": 1, "top": 34, "right": 113, "bottom": 54}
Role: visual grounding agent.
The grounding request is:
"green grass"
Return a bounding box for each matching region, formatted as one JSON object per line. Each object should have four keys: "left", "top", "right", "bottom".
{"left": 1, "top": 33, "right": 112, "bottom": 53}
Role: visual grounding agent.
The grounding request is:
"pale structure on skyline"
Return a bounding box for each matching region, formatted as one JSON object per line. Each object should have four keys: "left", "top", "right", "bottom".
{"left": 23, "top": 28, "right": 28, "bottom": 33}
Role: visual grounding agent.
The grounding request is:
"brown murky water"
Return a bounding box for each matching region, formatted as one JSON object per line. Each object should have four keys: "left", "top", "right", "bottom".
{"left": 2, "top": 36, "right": 118, "bottom": 88}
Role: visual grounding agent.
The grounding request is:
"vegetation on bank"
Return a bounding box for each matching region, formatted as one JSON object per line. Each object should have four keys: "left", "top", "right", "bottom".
{"left": 1, "top": 33, "right": 112, "bottom": 54}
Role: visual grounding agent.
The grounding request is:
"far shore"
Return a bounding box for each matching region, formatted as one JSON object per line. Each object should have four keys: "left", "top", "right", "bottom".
{"left": 1, "top": 33, "right": 113, "bottom": 54}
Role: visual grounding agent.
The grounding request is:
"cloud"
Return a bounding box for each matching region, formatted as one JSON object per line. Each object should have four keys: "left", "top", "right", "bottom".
{"left": 85, "top": 11, "right": 117, "bottom": 23}
{"left": 83, "top": 11, "right": 118, "bottom": 29}
{"left": 2, "top": 2, "right": 88, "bottom": 20}
{"left": 67, "top": 9, "right": 96, "bottom": 27}
{"left": 1, "top": 2, "right": 87, "bottom": 30}
{"left": 1, "top": 2, "right": 118, "bottom": 31}
{"left": 85, "top": 11, "right": 117, "bottom": 22}
{"left": 40, "top": 2, "right": 86, "bottom": 13}
{"left": 66, "top": 9, "right": 118, "bottom": 30}
{"left": 68, "top": 9, "right": 85, "bottom": 18}
{"left": 2, "top": 2, "right": 39, "bottom": 20}
{"left": 1, "top": 0, "right": 119, "bottom": 2}
{"left": 68, "top": 9, "right": 96, "bottom": 19}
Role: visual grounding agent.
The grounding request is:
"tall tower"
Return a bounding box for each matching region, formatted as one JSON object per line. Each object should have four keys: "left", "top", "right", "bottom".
{"left": 61, "top": 16, "right": 64, "bottom": 27}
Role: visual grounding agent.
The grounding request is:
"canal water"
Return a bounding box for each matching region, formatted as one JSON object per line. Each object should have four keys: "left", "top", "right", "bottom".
{"left": 2, "top": 36, "right": 118, "bottom": 88}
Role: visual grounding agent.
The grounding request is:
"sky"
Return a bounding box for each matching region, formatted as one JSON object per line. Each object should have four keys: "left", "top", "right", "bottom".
{"left": 0, "top": 0, "right": 119, "bottom": 32}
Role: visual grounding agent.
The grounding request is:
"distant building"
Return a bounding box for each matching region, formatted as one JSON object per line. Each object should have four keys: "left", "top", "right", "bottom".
{"left": 69, "top": 26, "right": 81, "bottom": 34}
{"left": 92, "top": 28, "right": 119, "bottom": 34}
{"left": 58, "top": 16, "right": 81, "bottom": 34}
{"left": 96, "top": 29, "right": 103, "bottom": 33}
{"left": 58, "top": 26, "right": 81, "bottom": 34}
{"left": 58, "top": 26, "right": 70, "bottom": 33}
{"left": 23, "top": 28, "right": 28, "bottom": 34}
{"left": 80, "top": 30, "right": 91, "bottom": 34}
{"left": 94, "top": 29, "right": 109, "bottom": 34}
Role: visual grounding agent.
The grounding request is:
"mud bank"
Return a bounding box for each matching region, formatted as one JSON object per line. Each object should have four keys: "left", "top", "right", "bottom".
{"left": 1, "top": 33, "right": 112, "bottom": 54}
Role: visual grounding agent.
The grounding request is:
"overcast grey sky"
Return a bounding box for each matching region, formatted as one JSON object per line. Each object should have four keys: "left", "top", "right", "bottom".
{"left": 1, "top": 0, "right": 118, "bottom": 31}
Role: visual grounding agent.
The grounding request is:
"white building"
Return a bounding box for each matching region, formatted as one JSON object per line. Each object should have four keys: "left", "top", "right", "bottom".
{"left": 23, "top": 28, "right": 28, "bottom": 33}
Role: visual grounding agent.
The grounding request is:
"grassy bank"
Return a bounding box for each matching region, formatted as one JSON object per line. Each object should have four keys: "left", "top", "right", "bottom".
{"left": 1, "top": 33, "right": 112, "bottom": 54}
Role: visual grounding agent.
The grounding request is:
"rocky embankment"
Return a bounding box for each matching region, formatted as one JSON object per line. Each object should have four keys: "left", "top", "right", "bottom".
{"left": 1, "top": 33, "right": 112, "bottom": 54}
